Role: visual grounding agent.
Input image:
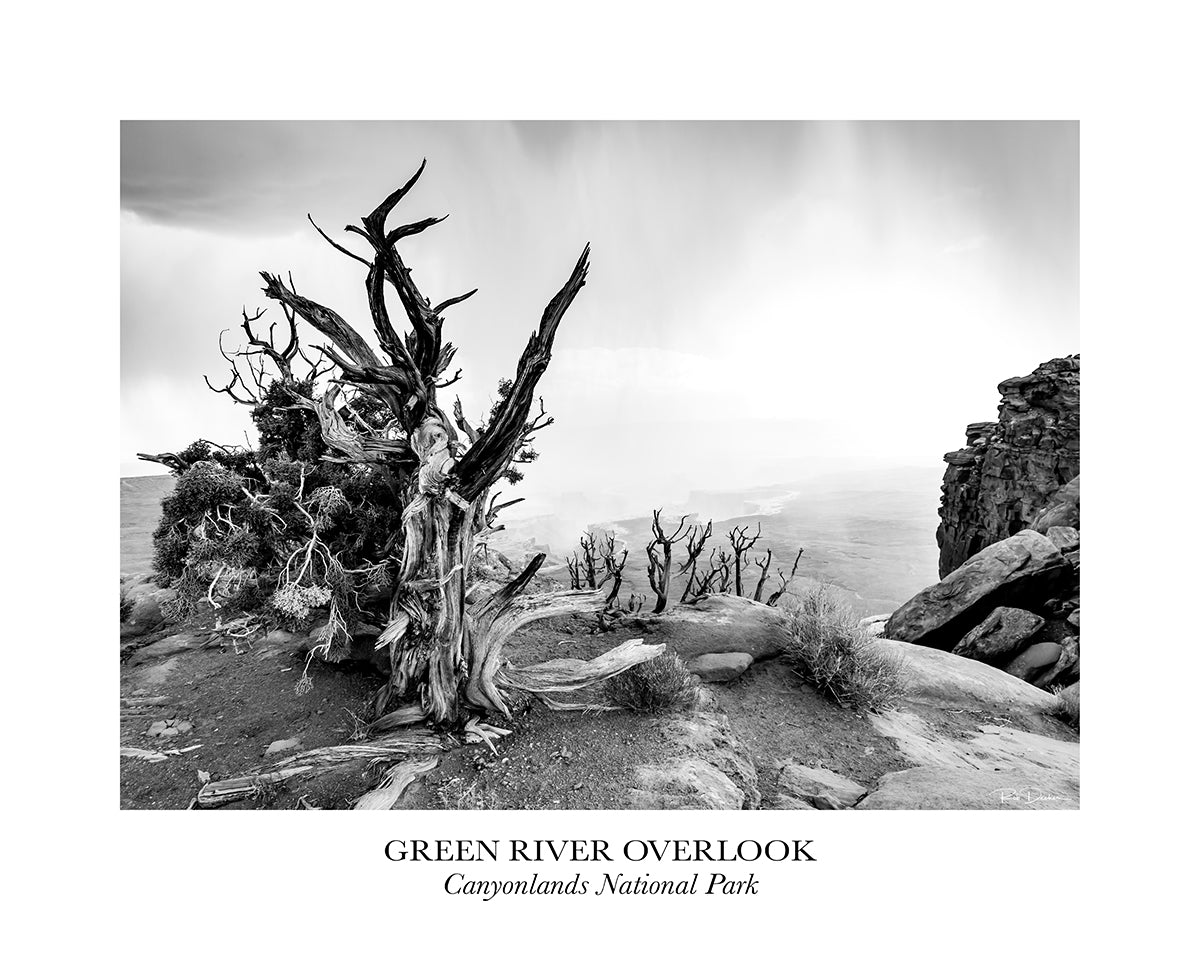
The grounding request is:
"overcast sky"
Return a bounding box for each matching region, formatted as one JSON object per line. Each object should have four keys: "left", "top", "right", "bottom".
{"left": 121, "top": 121, "right": 1078, "bottom": 524}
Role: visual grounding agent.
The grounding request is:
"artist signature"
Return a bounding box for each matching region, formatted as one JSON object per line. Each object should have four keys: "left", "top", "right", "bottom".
{"left": 989, "top": 787, "right": 1071, "bottom": 806}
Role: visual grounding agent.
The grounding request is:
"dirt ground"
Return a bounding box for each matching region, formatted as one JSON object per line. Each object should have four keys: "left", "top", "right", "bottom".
{"left": 120, "top": 614, "right": 680, "bottom": 810}
{"left": 121, "top": 637, "right": 383, "bottom": 810}
{"left": 120, "top": 610, "right": 1074, "bottom": 810}
{"left": 711, "top": 658, "right": 911, "bottom": 803}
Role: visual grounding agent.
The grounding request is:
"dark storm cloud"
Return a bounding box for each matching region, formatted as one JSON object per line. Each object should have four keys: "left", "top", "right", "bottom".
{"left": 122, "top": 121, "right": 1079, "bottom": 517}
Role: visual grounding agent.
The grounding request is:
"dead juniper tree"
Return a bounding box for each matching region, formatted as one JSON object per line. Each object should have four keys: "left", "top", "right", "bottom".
{"left": 751, "top": 549, "right": 774, "bottom": 602}
{"left": 683, "top": 555, "right": 723, "bottom": 604}
{"left": 567, "top": 531, "right": 602, "bottom": 590}
{"left": 727, "top": 522, "right": 763, "bottom": 597}
{"left": 598, "top": 532, "right": 628, "bottom": 608}
{"left": 677, "top": 520, "right": 714, "bottom": 603}
{"left": 173, "top": 163, "right": 662, "bottom": 726}
{"left": 645, "top": 509, "right": 691, "bottom": 614}
{"left": 671, "top": 519, "right": 804, "bottom": 608}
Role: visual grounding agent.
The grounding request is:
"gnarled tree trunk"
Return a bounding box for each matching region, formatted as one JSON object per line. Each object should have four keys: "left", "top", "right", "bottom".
{"left": 236, "top": 164, "right": 659, "bottom": 726}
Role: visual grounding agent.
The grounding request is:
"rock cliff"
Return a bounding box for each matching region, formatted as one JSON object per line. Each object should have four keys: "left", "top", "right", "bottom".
{"left": 883, "top": 355, "right": 1081, "bottom": 692}
{"left": 936, "top": 355, "right": 1080, "bottom": 578}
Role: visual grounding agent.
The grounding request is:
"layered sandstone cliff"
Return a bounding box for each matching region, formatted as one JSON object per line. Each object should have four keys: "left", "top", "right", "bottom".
{"left": 936, "top": 355, "right": 1080, "bottom": 578}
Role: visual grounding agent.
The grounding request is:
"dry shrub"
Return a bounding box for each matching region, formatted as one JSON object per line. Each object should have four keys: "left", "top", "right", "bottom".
{"left": 784, "top": 587, "right": 906, "bottom": 711}
{"left": 1045, "top": 682, "right": 1080, "bottom": 729}
{"left": 607, "top": 651, "right": 699, "bottom": 714}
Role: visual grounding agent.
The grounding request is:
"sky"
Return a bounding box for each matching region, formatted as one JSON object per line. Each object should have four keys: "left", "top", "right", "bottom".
{"left": 121, "top": 121, "right": 1078, "bottom": 529}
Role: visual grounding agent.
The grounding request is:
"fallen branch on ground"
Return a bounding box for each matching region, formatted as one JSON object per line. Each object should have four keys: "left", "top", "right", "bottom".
{"left": 121, "top": 744, "right": 204, "bottom": 763}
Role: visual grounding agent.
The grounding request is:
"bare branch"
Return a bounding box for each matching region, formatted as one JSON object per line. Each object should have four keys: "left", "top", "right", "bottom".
{"left": 204, "top": 370, "right": 257, "bottom": 405}
{"left": 453, "top": 245, "right": 590, "bottom": 501}
{"left": 307, "top": 213, "right": 371, "bottom": 267}
{"left": 752, "top": 549, "right": 774, "bottom": 603}
{"left": 766, "top": 548, "right": 805, "bottom": 607}
{"left": 433, "top": 289, "right": 478, "bottom": 314}
{"left": 452, "top": 395, "right": 480, "bottom": 444}
{"left": 260, "top": 272, "right": 380, "bottom": 369}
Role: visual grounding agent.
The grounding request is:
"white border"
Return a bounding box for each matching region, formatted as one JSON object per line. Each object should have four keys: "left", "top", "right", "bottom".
{"left": 7, "top": 1, "right": 1197, "bottom": 955}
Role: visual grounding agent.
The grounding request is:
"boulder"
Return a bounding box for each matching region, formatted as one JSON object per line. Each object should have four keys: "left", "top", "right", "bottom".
{"left": 1046, "top": 524, "right": 1081, "bottom": 576}
{"left": 859, "top": 722, "right": 1078, "bottom": 809}
{"left": 147, "top": 718, "right": 193, "bottom": 739}
{"left": 951, "top": 606, "right": 1045, "bottom": 664}
{"left": 856, "top": 614, "right": 890, "bottom": 638}
{"left": 872, "top": 638, "right": 1055, "bottom": 713}
{"left": 627, "top": 702, "right": 760, "bottom": 810}
{"left": 1046, "top": 525, "right": 1079, "bottom": 552}
{"left": 777, "top": 761, "right": 867, "bottom": 809}
{"left": 121, "top": 580, "right": 178, "bottom": 637}
{"left": 629, "top": 757, "right": 747, "bottom": 809}
{"left": 1004, "top": 641, "right": 1063, "bottom": 684}
{"left": 884, "top": 530, "right": 1072, "bottom": 651}
{"left": 1031, "top": 475, "right": 1081, "bottom": 534}
{"left": 626, "top": 594, "right": 789, "bottom": 661}
{"left": 687, "top": 652, "right": 754, "bottom": 682}
{"left": 857, "top": 763, "right": 1078, "bottom": 810}
{"left": 263, "top": 628, "right": 306, "bottom": 650}
{"left": 264, "top": 738, "right": 301, "bottom": 756}
{"left": 126, "top": 632, "right": 209, "bottom": 666}
{"left": 302, "top": 620, "right": 390, "bottom": 674}
{"left": 1034, "top": 634, "right": 1078, "bottom": 689}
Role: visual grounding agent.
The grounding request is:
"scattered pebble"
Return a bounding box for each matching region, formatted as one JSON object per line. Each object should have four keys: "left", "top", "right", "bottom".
{"left": 147, "top": 718, "right": 193, "bottom": 738}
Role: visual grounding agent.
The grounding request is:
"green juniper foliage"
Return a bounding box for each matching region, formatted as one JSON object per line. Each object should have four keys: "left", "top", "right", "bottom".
{"left": 151, "top": 377, "right": 403, "bottom": 630}
{"left": 151, "top": 373, "right": 538, "bottom": 635}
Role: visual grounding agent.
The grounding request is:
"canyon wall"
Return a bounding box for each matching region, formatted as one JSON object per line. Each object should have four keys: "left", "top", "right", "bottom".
{"left": 936, "top": 356, "right": 1080, "bottom": 578}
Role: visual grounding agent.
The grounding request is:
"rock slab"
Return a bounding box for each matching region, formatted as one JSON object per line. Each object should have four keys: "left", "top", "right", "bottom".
{"left": 884, "top": 530, "right": 1071, "bottom": 651}
{"left": 627, "top": 698, "right": 760, "bottom": 810}
{"left": 687, "top": 652, "right": 754, "bottom": 682}
{"left": 777, "top": 761, "right": 868, "bottom": 810}
{"left": 627, "top": 594, "right": 790, "bottom": 662}
{"left": 952, "top": 606, "right": 1045, "bottom": 663}
{"left": 1004, "top": 641, "right": 1063, "bottom": 683}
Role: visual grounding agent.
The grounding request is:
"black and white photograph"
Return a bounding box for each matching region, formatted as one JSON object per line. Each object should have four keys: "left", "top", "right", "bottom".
{"left": 120, "top": 120, "right": 1080, "bottom": 811}
{"left": 10, "top": 5, "right": 1196, "bottom": 956}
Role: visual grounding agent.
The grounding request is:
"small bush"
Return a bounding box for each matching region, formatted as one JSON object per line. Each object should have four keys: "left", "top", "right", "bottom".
{"left": 1045, "top": 682, "right": 1080, "bottom": 729}
{"left": 607, "top": 652, "right": 699, "bottom": 714}
{"left": 783, "top": 587, "right": 906, "bottom": 711}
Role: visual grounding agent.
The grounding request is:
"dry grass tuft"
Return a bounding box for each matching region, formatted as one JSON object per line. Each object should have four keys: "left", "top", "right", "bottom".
{"left": 607, "top": 651, "right": 699, "bottom": 714}
{"left": 783, "top": 587, "right": 906, "bottom": 712}
{"left": 1045, "top": 682, "right": 1080, "bottom": 729}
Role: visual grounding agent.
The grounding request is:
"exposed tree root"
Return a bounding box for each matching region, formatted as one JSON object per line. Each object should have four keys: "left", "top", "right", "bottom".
{"left": 500, "top": 638, "right": 666, "bottom": 694}
{"left": 353, "top": 757, "right": 440, "bottom": 809}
